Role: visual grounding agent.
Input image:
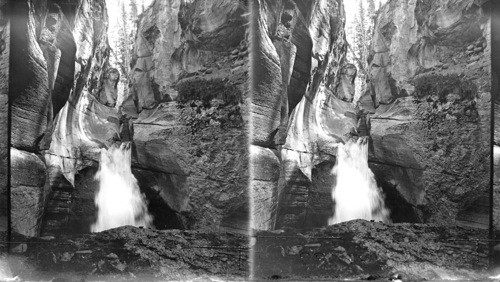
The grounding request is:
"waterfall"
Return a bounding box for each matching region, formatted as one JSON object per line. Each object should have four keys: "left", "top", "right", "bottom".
{"left": 328, "top": 137, "right": 390, "bottom": 225}
{"left": 91, "top": 142, "right": 153, "bottom": 232}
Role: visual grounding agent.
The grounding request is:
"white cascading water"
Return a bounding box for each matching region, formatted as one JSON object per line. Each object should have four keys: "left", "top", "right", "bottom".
{"left": 328, "top": 136, "right": 390, "bottom": 225}
{"left": 91, "top": 142, "right": 153, "bottom": 232}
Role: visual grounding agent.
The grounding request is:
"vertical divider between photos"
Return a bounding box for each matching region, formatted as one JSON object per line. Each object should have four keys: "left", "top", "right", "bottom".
{"left": 491, "top": 0, "right": 500, "bottom": 269}
{"left": 247, "top": 0, "right": 257, "bottom": 278}
{"left": 2, "top": 0, "right": 10, "bottom": 253}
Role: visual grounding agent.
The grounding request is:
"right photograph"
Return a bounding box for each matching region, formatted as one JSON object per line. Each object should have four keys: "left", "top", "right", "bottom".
{"left": 250, "top": 0, "right": 494, "bottom": 280}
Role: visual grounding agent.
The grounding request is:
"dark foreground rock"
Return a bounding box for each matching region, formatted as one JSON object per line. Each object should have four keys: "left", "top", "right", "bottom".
{"left": 252, "top": 219, "right": 490, "bottom": 281}
{"left": 7, "top": 226, "right": 248, "bottom": 281}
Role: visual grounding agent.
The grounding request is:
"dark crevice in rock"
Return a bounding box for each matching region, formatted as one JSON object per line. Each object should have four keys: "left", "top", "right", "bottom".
{"left": 375, "top": 180, "right": 422, "bottom": 223}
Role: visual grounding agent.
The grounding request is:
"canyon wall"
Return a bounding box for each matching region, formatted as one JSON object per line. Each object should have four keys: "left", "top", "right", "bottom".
{"left": 121, "top": 0, "right": 249, "bottom": 233}
{"left": 366, "top": 0, "right": 490, "bottom": 229}
{"left": 251, "top": 0, "right": 491, "bottom": 231}
{"left": 250, "top": 0, "right": 353, "bottom": 230}
{"left": 9, "top": 0, "right": 111, "bottom": 237}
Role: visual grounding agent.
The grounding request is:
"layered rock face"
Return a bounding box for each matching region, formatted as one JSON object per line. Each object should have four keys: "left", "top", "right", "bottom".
{"left": 251, "top": 0, "right": 491, "bottom": 231}
{"left": 120, "top": 0, "right": 249, "bottom": 233}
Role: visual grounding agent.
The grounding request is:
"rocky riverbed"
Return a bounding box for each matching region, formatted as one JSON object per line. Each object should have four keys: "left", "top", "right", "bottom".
{"left": 252, "top": 219, "right": 492, "bottom": 281}
{"left": 6, "top": 226, "right": 248, "bottom": 281}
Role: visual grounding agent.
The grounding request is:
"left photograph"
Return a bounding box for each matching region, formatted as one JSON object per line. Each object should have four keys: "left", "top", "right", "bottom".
{"left": 6, "top": 0, "right": 249, "bottom": 280}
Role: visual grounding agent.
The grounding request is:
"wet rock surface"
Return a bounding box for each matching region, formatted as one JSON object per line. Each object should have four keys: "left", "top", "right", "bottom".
{"left": 253, "top": 219, "right": 490, "bottom": 281}
{"left": 8, "top": 226, "right": 248, "bottom": 281}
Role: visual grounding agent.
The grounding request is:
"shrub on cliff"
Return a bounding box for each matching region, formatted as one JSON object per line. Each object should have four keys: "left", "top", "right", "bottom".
{"left": 176, "top": 78, "right": 242, "bottom": 108}
{"left": 413, "top": 74, "right": 477, "bottom": 102}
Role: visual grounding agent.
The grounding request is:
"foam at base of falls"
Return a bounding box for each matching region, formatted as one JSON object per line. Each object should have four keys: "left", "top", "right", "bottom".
{"left": 91, "top": 142, "right": 153, "bottom": 232}
{"left": 328, "top": 137, "right": 390, "bottom": 225}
